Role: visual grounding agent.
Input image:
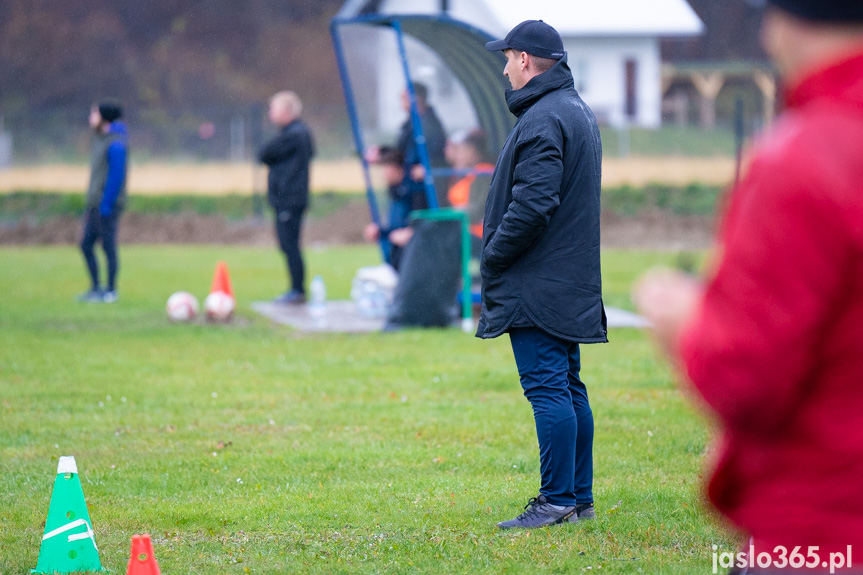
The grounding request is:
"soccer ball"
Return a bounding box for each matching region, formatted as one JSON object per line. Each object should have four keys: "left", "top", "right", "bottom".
{"left": 166, "top": 291, "right": 199, "bottom": 322}
{"left": 204, "top": 291, "right": 235, "bottom": 321}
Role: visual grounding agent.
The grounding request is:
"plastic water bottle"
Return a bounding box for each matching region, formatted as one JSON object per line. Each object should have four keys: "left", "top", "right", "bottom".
{"left": 358, "top": 280, "right": 387, "bottom": 319}
{"left": 309, "top": 275, "right": 327, "bottom": 328}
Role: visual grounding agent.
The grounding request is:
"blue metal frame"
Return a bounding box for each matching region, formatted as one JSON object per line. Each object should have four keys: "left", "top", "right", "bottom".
{"left": 329, "top": 19, "right": 390, "bottom": 261}
{"left": 330, "top": 13, "right": 508, "bottom": 225}
{"left": 330, "top": 10, "right": 504, "bottom": 316}
{"left": 331, "top": 12, "right": 497, "bottom": 44}
{"left": 391, "top": 19, "right": 439, "bottom": 210}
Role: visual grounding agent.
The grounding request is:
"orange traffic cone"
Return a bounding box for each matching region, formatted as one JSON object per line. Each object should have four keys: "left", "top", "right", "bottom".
{"left": 126, "top": 534, "right": 161, "bottom": 575}
{"left": 210, "top": 261, "right": 234, "bottom": 297}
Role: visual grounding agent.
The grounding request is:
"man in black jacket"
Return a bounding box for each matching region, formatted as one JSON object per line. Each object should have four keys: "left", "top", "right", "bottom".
{"left": 482, "top": 20, "right": 607, "bottom": 529}
{"left": 394, "top": 83, "right": 448, "bottom": 208}
{"left": 259, "top": 91, "right": 315, "bottom": 305}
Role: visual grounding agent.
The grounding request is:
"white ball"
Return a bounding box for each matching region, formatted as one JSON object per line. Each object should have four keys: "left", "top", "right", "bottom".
{"left": 204, "top": 291, "right": 235, "bottom": 321}
{"left": 166, "top": 291, "right": 199, "bottom": 322}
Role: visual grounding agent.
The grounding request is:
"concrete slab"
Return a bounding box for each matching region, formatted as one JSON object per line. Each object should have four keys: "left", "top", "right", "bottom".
{"left": 251, "top": 301, "right": 385, "bottom": 333}
{"left": 252, "top": 300, "right": 650, "bottom": 333}
{"left": 606, "top": 306, "right": 652, "bottom": 329}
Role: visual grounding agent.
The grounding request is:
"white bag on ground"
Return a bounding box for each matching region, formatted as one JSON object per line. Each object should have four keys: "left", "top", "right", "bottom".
{"left": 351, "top": 264, "right": 398, "bottom": 318}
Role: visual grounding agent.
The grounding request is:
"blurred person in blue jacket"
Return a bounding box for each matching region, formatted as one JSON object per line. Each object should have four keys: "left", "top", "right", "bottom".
{"left": 78, "top": 99, "right": 128, "bottom": 304}
{"left": 362, "top": 146, "right": 421, "bottom": 271}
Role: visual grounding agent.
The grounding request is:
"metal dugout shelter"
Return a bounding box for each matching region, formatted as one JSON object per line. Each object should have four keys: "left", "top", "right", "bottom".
{"left": 330, "top": 3, "right": 513, "bottom": 328}
{"left": 330, "top": 2, "right": 513, "bottom": 229}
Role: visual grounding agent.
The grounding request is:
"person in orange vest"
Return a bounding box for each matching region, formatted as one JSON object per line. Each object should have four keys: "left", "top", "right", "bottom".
{"left": 446, "top": 130, "right": 495, "bottom": 257}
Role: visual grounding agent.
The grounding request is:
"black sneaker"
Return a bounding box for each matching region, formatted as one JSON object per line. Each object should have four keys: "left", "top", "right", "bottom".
{"left": 568, "top": 502, "right": 596, "bottom": 523}
{"left": 497, "top": 494, "right": 576, "bottom": 529}
{"left": 273, "top": 291, "right": 306, "bottom": 305}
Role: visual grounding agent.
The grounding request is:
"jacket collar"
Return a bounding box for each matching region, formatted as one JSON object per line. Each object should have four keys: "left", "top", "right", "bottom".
{"left": 785, "top": 50, "right": 863, "bottom": 111}
{"left": 505, "top": 55, "right": 574, "bottom": 118}
{"left": 280, "top": 119, "right": 302, "bottom": 132}
{"left": 107, "top": 121, "right": 127, "bottom": 136}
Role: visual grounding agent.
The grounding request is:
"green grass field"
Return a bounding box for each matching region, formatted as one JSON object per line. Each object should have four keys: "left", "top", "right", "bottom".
{"left": 0, "top": 245, "right": 735, "bottom": 574}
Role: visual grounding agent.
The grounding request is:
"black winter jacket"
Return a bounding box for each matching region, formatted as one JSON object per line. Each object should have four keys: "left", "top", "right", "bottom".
{"left": 396, "top": 106, "right": 448, "bottom": 206}
{"left": 259, "top": 120, "right": 315, "bottom": 211}
{"left": 476, "top": 57, "right": 607, "bottom": 343}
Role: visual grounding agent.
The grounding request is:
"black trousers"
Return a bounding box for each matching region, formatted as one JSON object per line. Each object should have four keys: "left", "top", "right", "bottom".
{"left": 80, "top": 208, "right": 120, "bottom": 291}
{"left": 274, "top": 207, "right": 306, "bottom": 294}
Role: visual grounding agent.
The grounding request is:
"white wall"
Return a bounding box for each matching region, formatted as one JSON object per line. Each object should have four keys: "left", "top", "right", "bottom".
{"left": 367, "top": 30, "right": 663, "bottom": 139}
{"left": 346, "top": 0, "right": 700, "bottom": 133}
{"left": 374, "top": 34, "right": 663, "bottom": 138}
{"left": 566, "top": 36, "right": 662, "bottom": 128}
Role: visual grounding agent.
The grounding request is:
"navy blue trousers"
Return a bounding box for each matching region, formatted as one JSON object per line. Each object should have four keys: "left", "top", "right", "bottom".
{"left": 509, "top": 327, "right": 594, "bottom": 507}
{"left": 80, "top": 208, "right": 119, "bottom": 291}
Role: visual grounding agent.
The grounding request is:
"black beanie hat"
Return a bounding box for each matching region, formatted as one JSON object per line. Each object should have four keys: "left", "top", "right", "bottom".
{"left": 98, "top": 99, "right": 123, "bottom": 123}
{"left": 768, "top": 0, "right": 863, "bottom": 22}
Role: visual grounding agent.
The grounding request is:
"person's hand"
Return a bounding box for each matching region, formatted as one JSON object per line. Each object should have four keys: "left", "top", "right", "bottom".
{"left": 410, "top": 164, "right": 426, "bottom": 182}
{"left": 388, "top": 227, "right": 414, "bottom": 247}
{"left": 479, "top": 255, "right": 501, "bottom": 279}
{"left": 633, "top": 268, "right": 703, "bottom": 361}
{"left": 364, "top": 146, "right": 381, "bottom": 164}
{"left": 363, "top": 223, "right": 381, "bottom": 243}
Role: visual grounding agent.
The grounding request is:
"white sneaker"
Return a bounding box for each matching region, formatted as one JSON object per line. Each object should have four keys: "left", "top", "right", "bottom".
{"left": 77, "top": 289, "right": 103, "bottom": 303}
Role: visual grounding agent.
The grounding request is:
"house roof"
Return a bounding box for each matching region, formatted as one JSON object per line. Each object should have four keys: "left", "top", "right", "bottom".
{"left": 337, "top": 0, "right": 704, "bottom": 38}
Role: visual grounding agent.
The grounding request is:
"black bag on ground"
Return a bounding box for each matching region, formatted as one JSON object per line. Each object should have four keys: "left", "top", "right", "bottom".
{"left": 386, "top": 218, "right": 461, "bottom": 328}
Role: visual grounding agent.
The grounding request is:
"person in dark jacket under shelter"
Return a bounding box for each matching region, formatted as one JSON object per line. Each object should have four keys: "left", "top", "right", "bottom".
{"left": 259, "top": 90, "right": 316, "bottom": 305}
{"left": 480, "top": 20, "right": 607, "bottom": 529}
{"left": 366, "top": 82, "right": 448, "bottom": 211}
{"left": 362, "top": 146, "right": 421, "bottom": 271}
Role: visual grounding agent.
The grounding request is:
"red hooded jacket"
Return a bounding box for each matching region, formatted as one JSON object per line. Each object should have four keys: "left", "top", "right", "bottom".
{"left": 680, "top": 51, "right": 863, "bottom": 554}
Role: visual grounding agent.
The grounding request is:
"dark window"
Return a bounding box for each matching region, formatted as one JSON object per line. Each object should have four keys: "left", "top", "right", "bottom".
{"left": 625, "top": 59, "right": 638, "bottom": 119}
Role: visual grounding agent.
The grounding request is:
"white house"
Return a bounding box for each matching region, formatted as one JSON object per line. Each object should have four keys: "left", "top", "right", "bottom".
{"left": 338, "top": 0, "right": 703, "bottom": 137}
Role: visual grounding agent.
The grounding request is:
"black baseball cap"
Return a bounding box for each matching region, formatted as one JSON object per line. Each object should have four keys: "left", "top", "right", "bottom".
{"left": 768, "top": 0, "right": 863, "bottom": 22}
{"left": 485, "top": 20, "right": 566, "bottom": 60}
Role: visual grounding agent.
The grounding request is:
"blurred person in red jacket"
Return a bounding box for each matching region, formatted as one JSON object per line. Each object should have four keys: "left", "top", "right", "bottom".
{"left": 635, "top": 1, "right": 863, "bottom": 572}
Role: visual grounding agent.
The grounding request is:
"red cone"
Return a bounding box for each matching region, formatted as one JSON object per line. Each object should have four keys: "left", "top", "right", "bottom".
{"left": 126, "top": 534, "right": 161, "bottom": 575}
{"left": 210, "top": 261, "right": 234, "bottom": 297}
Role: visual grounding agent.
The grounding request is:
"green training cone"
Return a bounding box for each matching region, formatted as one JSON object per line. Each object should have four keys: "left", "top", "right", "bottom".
{"left": 31, "top": 456, "right": 108, "bottom": 574}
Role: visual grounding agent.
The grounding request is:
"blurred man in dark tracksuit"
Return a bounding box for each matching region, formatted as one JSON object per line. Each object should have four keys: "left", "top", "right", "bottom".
{"left": 259, "top": 91, "right": 315, "bottom": 305}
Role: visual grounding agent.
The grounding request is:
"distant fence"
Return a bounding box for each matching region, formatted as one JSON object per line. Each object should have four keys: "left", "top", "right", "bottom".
{"left": 0, "top": 103, "right": 747, "bottom": 170}
{"left": 0, "top": 104, "right": 354, "bottom": 166}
